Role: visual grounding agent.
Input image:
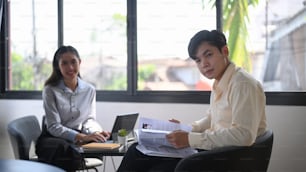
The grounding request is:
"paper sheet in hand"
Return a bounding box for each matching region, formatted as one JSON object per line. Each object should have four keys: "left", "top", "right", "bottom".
{"left": 135, "top": 117, "right": 198, "bottom": 158}
{"left": 82, "top": 143, "right": 121, "bottom": 150}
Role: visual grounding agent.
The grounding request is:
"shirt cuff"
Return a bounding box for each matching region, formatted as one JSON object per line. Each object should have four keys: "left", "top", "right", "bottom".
{"left": 188, "top": 132, "right": 212, "bottom": 150}
{"left": 67, "top": 130, "right": 79, "bottom": 143}
{"left": 188, "top": 132, "right": 203, "bottom": 148}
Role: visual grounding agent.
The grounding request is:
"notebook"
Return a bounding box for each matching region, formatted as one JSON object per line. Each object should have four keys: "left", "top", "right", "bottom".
{"left": 108, "top": 113, "right": 139, "bottom": 142}
{"left": 82, "top": 142, "right": 121, "bottom": 150}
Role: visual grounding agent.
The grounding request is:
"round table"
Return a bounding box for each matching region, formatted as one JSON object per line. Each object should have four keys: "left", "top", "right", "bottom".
{"left": 0, "top": 159, "right": 65, "bottom": 172}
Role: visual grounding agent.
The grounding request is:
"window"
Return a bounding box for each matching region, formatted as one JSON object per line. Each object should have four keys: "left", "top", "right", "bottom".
{"left": 63, "top": 0, "right": 127, "bottom": 90}
{"left": 137, "top": 0, "right": 215, "bottom": 91}
{"left": 238, "top": 0, "right": 306, "bottom": 92}
{"left": 6, "top": 0, "right": 57, "bottom": 90}
{"left": 1, "top": 0, "right": 306, "bottom": 105}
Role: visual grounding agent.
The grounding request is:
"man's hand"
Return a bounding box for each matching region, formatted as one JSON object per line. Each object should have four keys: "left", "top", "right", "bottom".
{"left": 166, "top": 130, "right": 190, "bottom": 149}
{"left": 169, "top": 118, "right": 180, "bottom": 123}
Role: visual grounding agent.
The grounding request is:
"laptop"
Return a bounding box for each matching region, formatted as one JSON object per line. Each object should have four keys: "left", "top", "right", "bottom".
{"left": 107, "top": 113, "right": 139, "bottom": 143}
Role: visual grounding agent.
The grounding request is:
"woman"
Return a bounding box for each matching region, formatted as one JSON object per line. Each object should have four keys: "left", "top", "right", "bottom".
{"left": 36, "top": 45, "right": 110, "bottom": 171}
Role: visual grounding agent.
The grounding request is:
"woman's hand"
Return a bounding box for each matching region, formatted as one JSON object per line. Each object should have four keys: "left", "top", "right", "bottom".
{"left": 100, "top": 130, "right": 111, "bottom": 140}
{"left": 76, "top": 130, "right": 111, "bottom": 144}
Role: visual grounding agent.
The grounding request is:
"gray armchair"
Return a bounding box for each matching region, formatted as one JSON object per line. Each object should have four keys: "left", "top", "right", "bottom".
{"left": 175, "top": 130, "right": 274, "bottom": 172}
{"left": 7, "top": 115, "right": 41, "bottom": 161}
{"left": 7, "top": 115, "right": 103, "bottom": 172}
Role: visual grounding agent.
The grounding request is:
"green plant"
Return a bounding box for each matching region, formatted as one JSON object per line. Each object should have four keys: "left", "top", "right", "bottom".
{"left": 206, "top": 0, "right": 259, "bottom": 71}
{"left": 118, "top": 129, "right": 128, "bottom": 137}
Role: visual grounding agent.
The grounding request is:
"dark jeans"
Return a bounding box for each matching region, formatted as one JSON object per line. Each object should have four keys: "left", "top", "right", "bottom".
{"left": 117, "top": 143, "right": 181, "bottom": 172}
{"left": 35, "top": 130, "right": 83, "bottom": 171}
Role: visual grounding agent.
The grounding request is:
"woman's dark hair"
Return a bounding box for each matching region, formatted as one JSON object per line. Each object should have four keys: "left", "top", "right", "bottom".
{"left": 44, "top": 45, "right": 81, "bottom": 86}
{"left": 188, "top": 30, "right": 227, "bottom": 60}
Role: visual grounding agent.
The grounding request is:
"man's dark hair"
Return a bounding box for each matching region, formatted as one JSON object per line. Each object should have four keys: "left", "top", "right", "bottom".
{"left": 188, "top": 30, "right": 227, "bottom": 60}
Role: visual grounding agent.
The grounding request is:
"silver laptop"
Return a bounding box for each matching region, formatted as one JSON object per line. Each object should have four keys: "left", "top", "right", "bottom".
{"left": 108, "top": 113, "right": 139, "bottom": 142}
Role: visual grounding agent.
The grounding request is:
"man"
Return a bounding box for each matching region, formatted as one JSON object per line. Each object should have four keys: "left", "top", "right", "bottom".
{"left": 117, "top": 30, "right": 267, "bottom": 172}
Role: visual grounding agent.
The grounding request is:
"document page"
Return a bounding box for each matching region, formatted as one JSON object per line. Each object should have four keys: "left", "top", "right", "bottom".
{"left": 136, "top": 144, "right": 197, "bottom": 158}
{"left": 139, "top": 117, "right": 192, "bottom": 131}
{"left": 135, "top": 117, "right": 197, "bottom": 158}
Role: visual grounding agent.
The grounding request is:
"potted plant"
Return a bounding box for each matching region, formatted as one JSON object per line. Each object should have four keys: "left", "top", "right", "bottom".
{"left": 118, "top": 129, "right": 128, "bottom": 137}
{"left": 117, "top": 129, "right": 128, "bottom": 145}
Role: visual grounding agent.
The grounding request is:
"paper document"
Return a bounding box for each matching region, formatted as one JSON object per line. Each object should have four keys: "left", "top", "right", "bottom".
{"left": 135, "top": 117, "right": 198, "bottom": 158}
{"left": 137, "top": 144, "right": 197, "bottom": 158}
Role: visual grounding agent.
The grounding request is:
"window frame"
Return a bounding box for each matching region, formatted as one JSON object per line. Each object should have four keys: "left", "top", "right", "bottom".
{"left": 1, "top": 0, "right": 306, "bottom": 106}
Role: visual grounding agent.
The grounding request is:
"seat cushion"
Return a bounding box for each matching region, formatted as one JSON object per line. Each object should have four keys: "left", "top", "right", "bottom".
{"left": 84, "top": 158, "right": 103, "bottom": 168}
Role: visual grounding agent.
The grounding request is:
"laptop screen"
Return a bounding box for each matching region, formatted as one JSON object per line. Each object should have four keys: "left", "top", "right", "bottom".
{"left": 109, "top": 113, "right": 139, "bottom": 141}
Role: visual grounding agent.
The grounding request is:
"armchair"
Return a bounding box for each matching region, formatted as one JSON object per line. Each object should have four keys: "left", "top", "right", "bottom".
{"left": 175, "top": 130, "right": 274, "bottom": 172}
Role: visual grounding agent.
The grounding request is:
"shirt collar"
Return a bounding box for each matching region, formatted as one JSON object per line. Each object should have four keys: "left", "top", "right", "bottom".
{"left": 213, "top": 62, "right": 235, "bottom": 93}
{"left": 58, "top": 77, "right": 86, "bottom": 92}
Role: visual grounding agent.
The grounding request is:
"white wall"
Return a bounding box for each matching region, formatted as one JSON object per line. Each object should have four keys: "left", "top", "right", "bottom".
{"left": 1, "top": 99, "right": 306, "bottom": 172}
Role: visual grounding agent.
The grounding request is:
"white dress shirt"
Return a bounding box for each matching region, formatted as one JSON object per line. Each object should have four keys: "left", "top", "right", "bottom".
{"left": 43, "top": 77, "right": 99, "bottom": 142}
{"left": 188, "top": 63, "right": 267, "bottom": 150}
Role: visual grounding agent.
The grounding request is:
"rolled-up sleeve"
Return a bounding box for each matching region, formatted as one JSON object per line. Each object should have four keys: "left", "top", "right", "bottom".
{"left": 191, "top": 110, "right": 211, "bottom": 132}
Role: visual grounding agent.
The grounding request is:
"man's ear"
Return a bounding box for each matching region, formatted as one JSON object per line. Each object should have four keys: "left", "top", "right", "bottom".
{"left": 222, "top": 45, "right": 229, "bottom": 56}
